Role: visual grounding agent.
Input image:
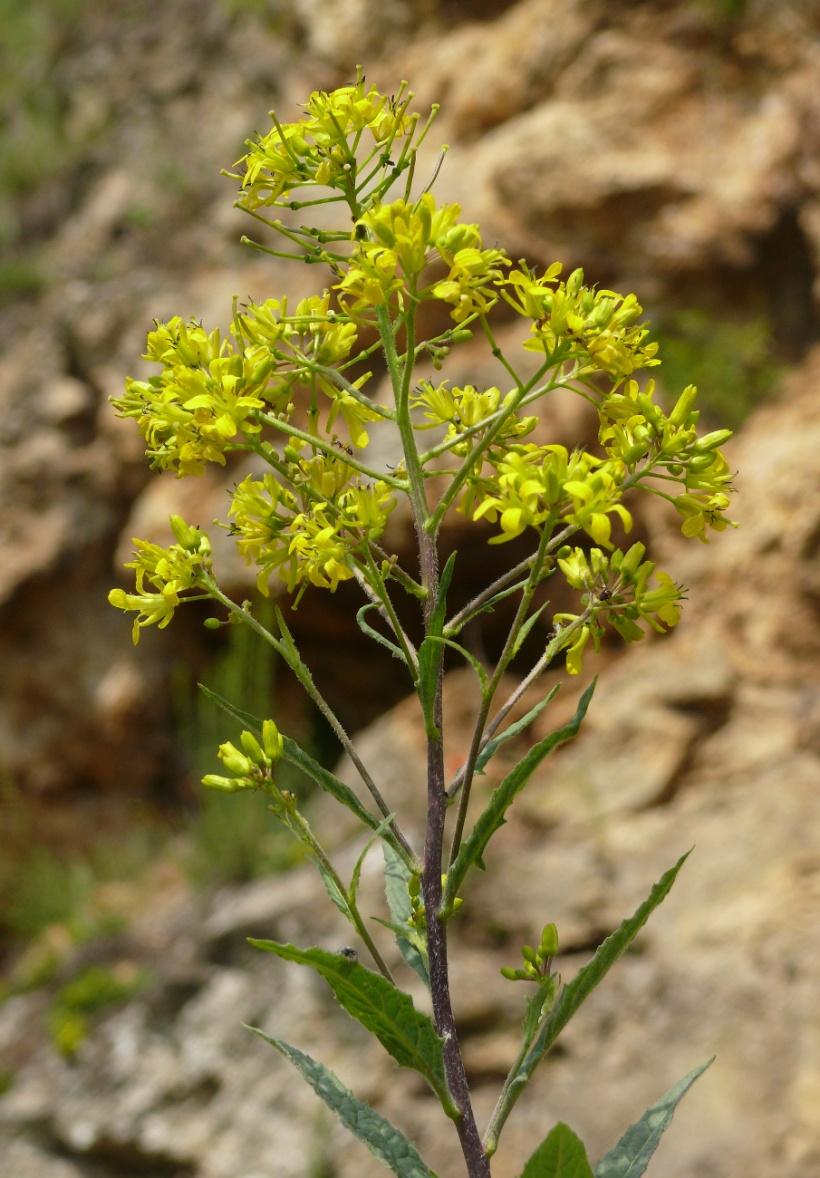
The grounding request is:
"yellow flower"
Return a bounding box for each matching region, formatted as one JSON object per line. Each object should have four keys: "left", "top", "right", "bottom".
{"left": 108, "top": 516, "right": 212, "bottom": 643}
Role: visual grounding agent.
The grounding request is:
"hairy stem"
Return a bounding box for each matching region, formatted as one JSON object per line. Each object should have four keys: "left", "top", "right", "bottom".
{"left": 418, "top": 542, "right": 490, "bottom": 1176}
{"left": 381, "top": 300, "right": 490, "bottom": 1176}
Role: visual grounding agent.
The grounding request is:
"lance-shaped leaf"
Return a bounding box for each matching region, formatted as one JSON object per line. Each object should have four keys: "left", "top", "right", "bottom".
{"left": 594, "top": 1059, "right": 714, "bottom": 1178}
{"left": 474, "top": 685, "right": 560, "bottom": 775}
{"left": 524, "top": 852, "right": 690, "bottom": 1065}
{"left": 197, "top": 682, "right": 264, "bottom": 733}
{"left": 248, "top": 940, "right": 457, "bottom": 1117}
{"left": 357, "top": 602, "right": 407, "bottom": 663}
{"left": 423, "top": 635, "right": 489, "bottom": 696}
{"left": 349, "top": 814, "right": 398, "bottom": 913}
{"left": 383, "top": 842, "right": 429, "bottom": 985}
{"left": 484, "top": 852, "right": 690, "bottom": 1155}
{"left": 417, "top": 552, "right": 456, "bottom": 740}
{"left": 520, "top": 1122, "right": 593, "bottom": 1178}
{"left": 249, "top": 1028, "right": 438, "bottom": 1178}
{"left": 446, "top": 681, "right": 594, "bottom": 905}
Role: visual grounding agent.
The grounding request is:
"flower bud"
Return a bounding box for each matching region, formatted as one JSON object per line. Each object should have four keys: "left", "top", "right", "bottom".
{"left": 539, "top": 922, "right": 559, "bottom": 958}
{"left": 695, "top": 429, "right": 732, "bottom": 453}
{"left": 217, "top": 741, "right": 253, "bottom": 776}
{"left": 669, "top": 384, "right": 698, "bottom": 427}
{"left": 500, "top": 966, "right": 524, "bottom": 981}
{"left": 240, "top": 729, "right": 265, "bottom": 764}
{"left": 262, "top": 719, "right": 285, "bottom": 760}
{"left": 202, "top": 773, "right": 245, "bottom": 792}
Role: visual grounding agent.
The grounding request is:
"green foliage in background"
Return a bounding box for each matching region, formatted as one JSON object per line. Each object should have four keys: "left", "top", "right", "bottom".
{"left": 109, "top": 73, "right": 734, "bottom": 1177}
{"left": 0, "top": 0, "right": 96, "bottom": 235}
{"left": 48, "top": 962, "right": 148, "bottom": 1058}
{"left": 656, "top": 307, "right": 781, "bottom": 429}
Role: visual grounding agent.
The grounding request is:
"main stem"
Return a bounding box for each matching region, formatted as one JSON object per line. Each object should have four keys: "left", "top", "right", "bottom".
{"left": 421, "top": 587, "right": 491, "bottom": 1177}
{"left": 380, "top": 303, "right": 490, "bottom": 1176}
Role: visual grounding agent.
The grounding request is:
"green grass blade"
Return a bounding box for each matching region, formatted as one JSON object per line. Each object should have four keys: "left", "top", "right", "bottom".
{"left": 446, "top": 681, "right": 594, "bottom": 901}
{"left": 248, "top": 1028, "right": 438, "bottom": 1177}
{"left": 520, "top": 1123, "right": 594, "bottom": 1178}
{"left": 248, "top": 940, "right": 457, "bottom": 1117}
{"left": 593, "top": 1059, "right": 714, "bottom": 1178}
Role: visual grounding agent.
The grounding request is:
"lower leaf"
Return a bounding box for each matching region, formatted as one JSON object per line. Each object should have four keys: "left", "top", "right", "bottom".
{"left": 248, "top": 1027, "right": 437, "bottom": 1178}
{"left": 520, "top": 1122, "right": 593, "bottom": 1178}
{"left": 593, "top": 1058, "right": 714, "bottom": 1178}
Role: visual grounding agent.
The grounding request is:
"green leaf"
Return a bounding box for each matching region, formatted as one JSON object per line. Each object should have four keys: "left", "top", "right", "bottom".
{"left": 432, "top": 551, "right": 457, "bottom": 634}
{"left": 517, "top": 851, "right": 691, "bottom": 1086}
{"left": 248, "top": 940, "right": 456, "bottom": 1117}
{"left": 417, "top": 552, "right": 457, "bottom": 739}
{"left": 357, "top": 603, "right": 406, "bottom": 663}
{"left": 512, "top": 602, "right": 550, "bottom": 658}
{"left": 316, "top": 860, "right": 354, "bottom": 920}
{"left": 445, "top": 579, "right": 526, "bottom": 635}
{"left": 521, "top": 975, "right": 558, "bottom": 1045}
{"left": 248, "top": 1028, "right": 438, "bottom": 1177}
{"left": 383, "top": 843, "right": 429, "bottom": 985}
{"left": 424, "top": 635, "right": 489, "bottom": 695}
{"left": 349, "top": 814, "right": 397, "bottom": 912}
{"left": 593, "top": 1059, "right": 713, "bottom": 1178}
{"left": 520, "top": 1123, "right": 594, "bottom": 1178}
{"left": 197, "top": 682, "right": 264, "bottom": 733}
{"left": 446, "top": 681, "right": 594, "bottom": 902}
{"left": 474, "top": 685, "right": 560, "bottom": 774}
{"left": 275, "top": 605, "right": 321, "bottom": 695}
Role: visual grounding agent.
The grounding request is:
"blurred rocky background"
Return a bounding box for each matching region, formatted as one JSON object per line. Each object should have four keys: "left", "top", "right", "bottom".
{"left": 0, "top": 1, "right": 818, "bottom": 1175}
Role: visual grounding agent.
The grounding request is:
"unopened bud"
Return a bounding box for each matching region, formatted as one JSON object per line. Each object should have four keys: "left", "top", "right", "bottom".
{"left": 539, "top": 922, "right": 559, "bottom": 958}
{"left": 240, "top": 729, "right": 265, "bottom": 764}
{"left": 202, "top": 774, "right": 243, "bottom": 792}
{"left": 695, "top": 429, "right": 732, "bottom": 453}
{"left": 217, "top": 742, "right": 252, "bottom": 776}
{"left": 262, "top": 719, "right": 284, "bottom": 760}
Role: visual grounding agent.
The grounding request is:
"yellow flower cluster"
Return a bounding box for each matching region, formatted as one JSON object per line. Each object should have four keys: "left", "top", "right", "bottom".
{"left": 338, "top": 194, "right": 508, "bottom": 320}
{"left": 112, "top": 295, "right": 371, "bottom": 477}
{"left": 411, "top": 380, "right": 537, "bottom": 455}
{"left": 472, "top": 445, "right": 632, "bottom": 547}
{"left": 108, "top": 516, "right": 211, "bottom": 643}
{"left": 229, "top": 461, "right": 396, "bottom": 597}
{"left": 235, "top": 76, "right": 422, "bottom": 209}
{"left": 597, "top": 380, "right": 734, "bottom": 540}
{"left": 500, "top": 263, "right": 659, "bottom": 378}
{"left": 114, "top": 318, "right": 266, "bottom": 476}
{"left": 553, "top": 542, "right": 683, "bottom": 674}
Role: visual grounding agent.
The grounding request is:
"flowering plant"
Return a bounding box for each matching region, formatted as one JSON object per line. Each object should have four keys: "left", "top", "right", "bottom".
{"left": 110, "top": 73, "right": 734, "bottom": 1177}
